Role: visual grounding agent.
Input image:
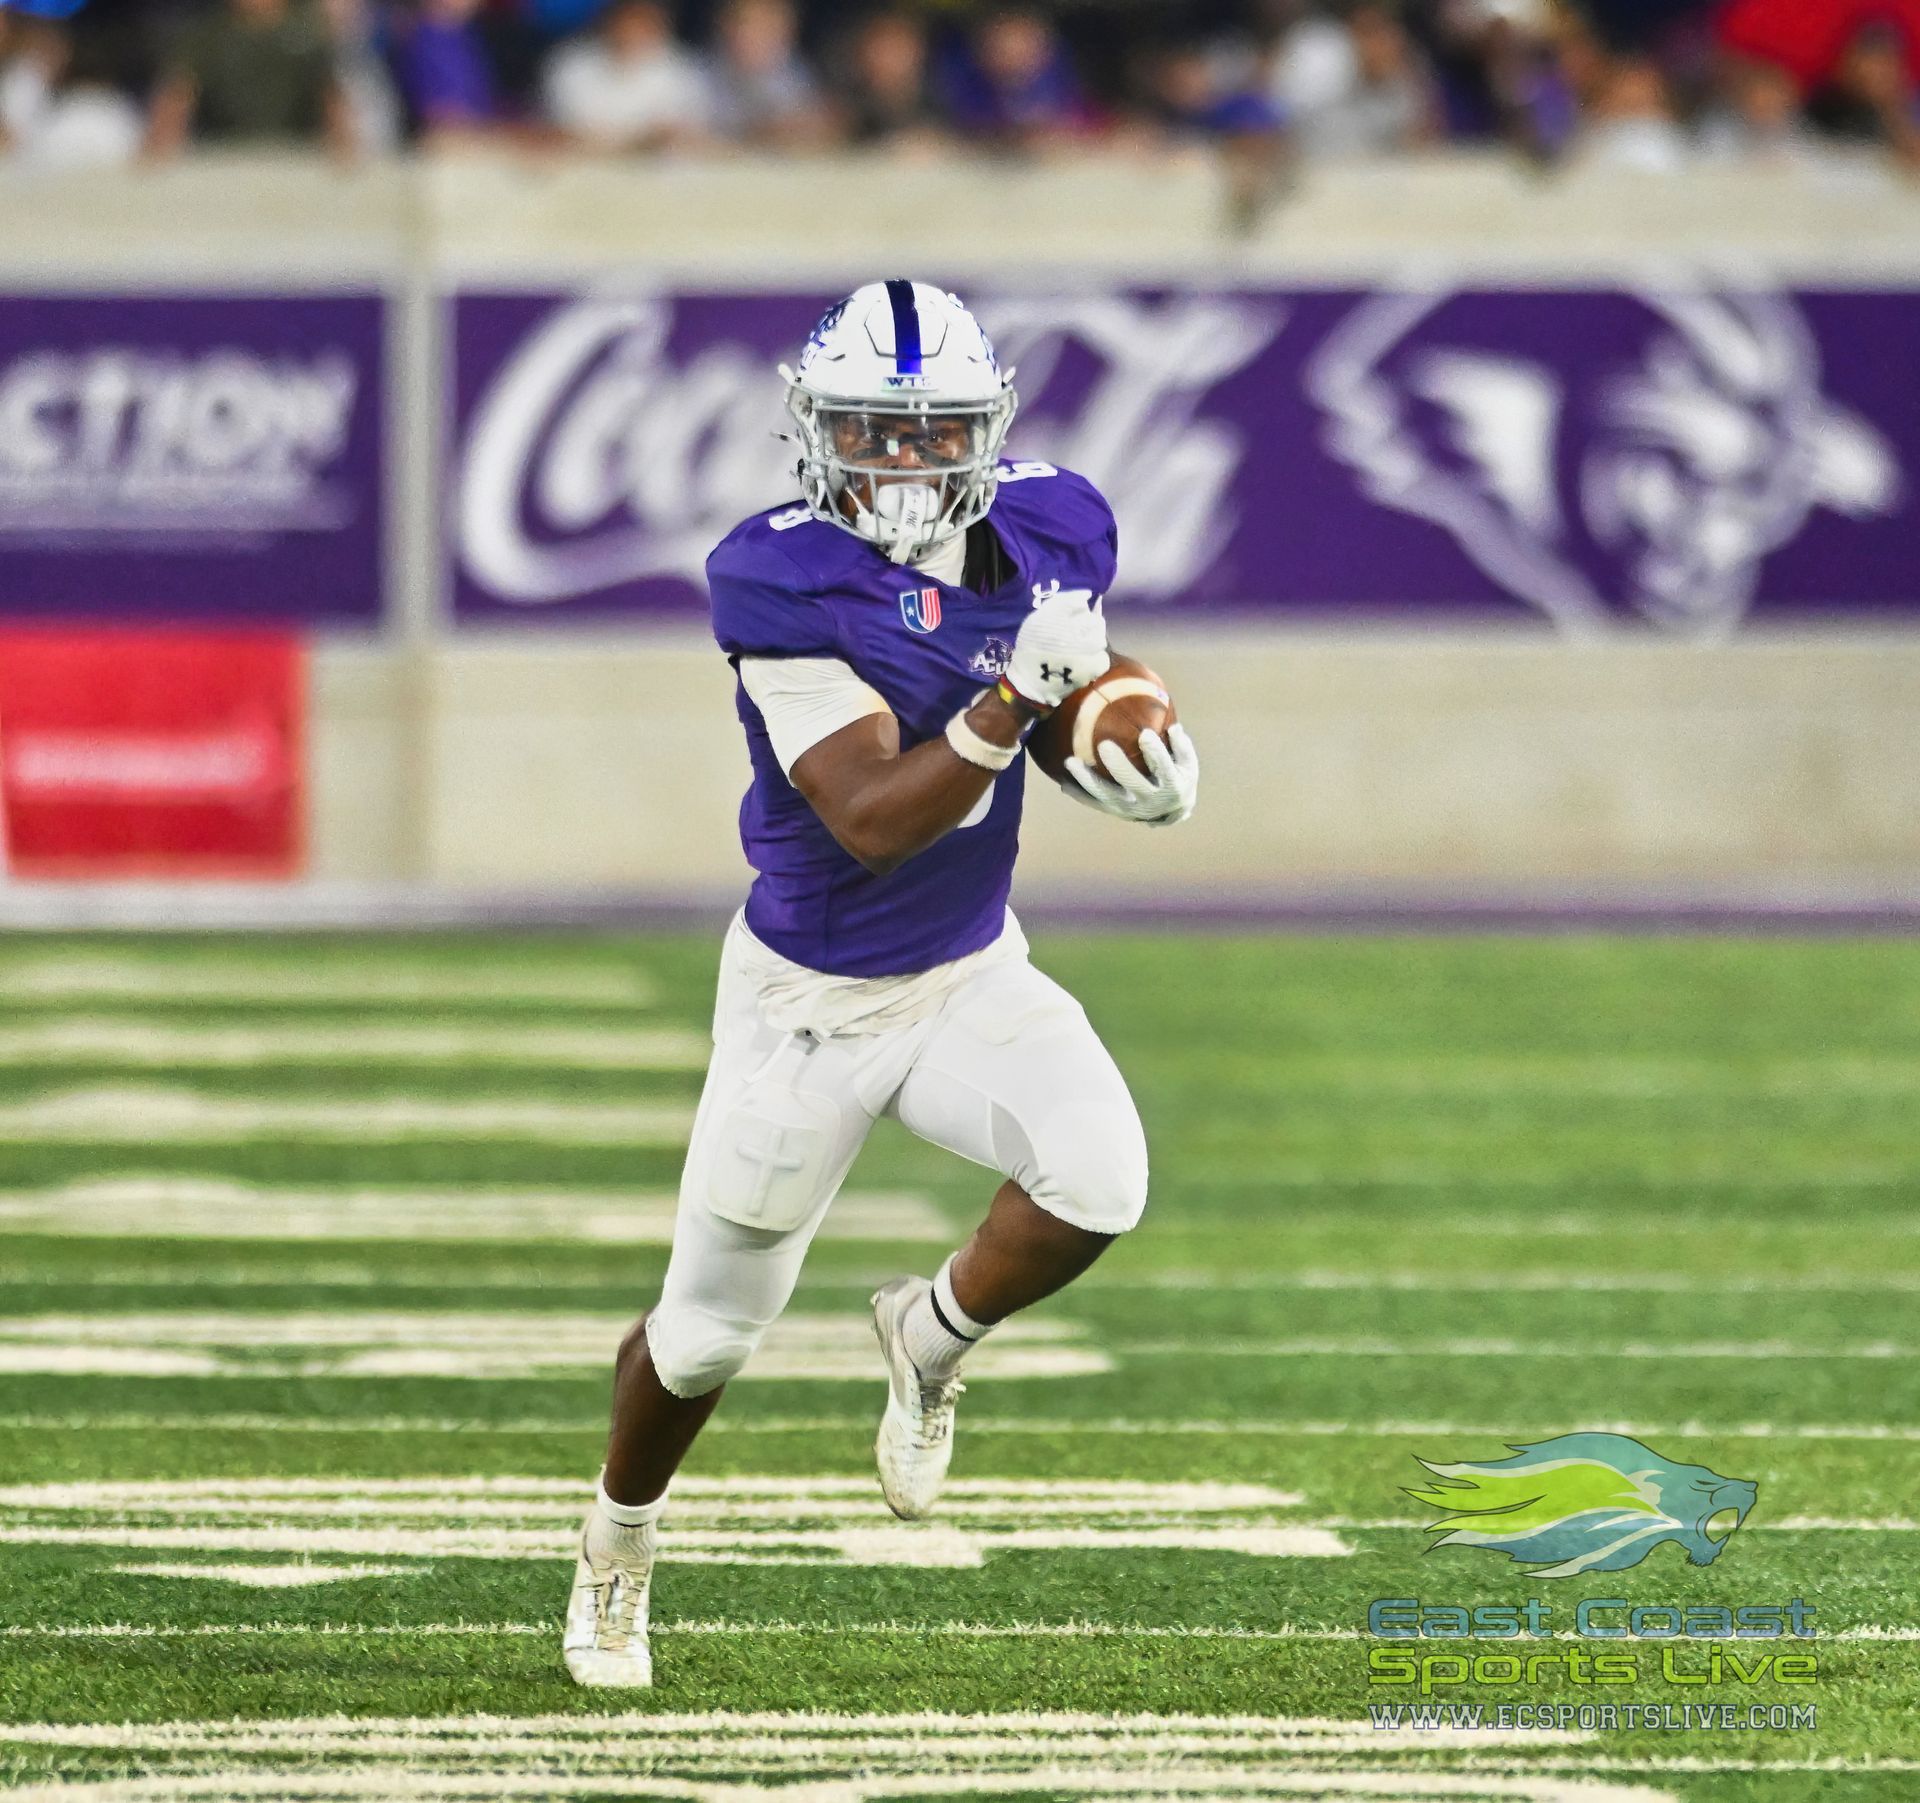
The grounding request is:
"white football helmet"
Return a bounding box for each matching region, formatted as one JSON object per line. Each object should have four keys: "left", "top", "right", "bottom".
{"left": 781, "top": 281, "right": 1017, "bottom": 565}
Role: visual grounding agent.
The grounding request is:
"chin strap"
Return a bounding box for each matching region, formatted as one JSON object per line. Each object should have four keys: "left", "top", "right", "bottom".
{"left": 849, "top": 496, "right": 960, "bottom": 567}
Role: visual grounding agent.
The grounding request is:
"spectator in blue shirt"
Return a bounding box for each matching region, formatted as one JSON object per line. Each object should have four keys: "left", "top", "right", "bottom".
{"left": 1143, "top": 35, "right": 1288, "bottom": 228}
{"left": 393, "top": 0, "right": 508, "bottom": 141}
{"left": 1150, "top": 40, "right": 1285, "bottom": 142}
{"left": 937, "top": 7, "right": 1098, "bottom": 151}
{"left": 524, "top": 0, "right": 612, "bottom": 36}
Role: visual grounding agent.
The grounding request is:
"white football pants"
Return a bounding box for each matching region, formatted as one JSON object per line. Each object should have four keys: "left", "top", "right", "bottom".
{"left": 644, "top": 923, "right": 1149, "bottom": 1399}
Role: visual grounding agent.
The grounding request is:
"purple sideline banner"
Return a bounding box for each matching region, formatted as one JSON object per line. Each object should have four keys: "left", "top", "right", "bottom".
{"left": 449, "top": 284, "right": 1916, "bottom": 636}
{"left": 0, "top": 293, "right": 386, "bottom": 626}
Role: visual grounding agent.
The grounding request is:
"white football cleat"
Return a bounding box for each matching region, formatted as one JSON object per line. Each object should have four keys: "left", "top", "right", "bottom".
{"left": 562, "top": 1511, "right": 655, "bottom": 1688}
{"left": 871, "top": 1275, "right": 965, "bottom": 1521}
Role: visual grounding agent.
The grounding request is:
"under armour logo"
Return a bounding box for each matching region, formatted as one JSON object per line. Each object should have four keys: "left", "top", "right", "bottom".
{"left": 1039, "top": 662, "right": 1073, "bottom": 685}
{"left": 1031, "top": 580, "right": 1102, "bottom": 612}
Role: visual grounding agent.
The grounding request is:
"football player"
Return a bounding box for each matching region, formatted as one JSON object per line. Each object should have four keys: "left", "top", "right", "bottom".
{"left": 564, "top": 281, "right": 1199, "bottom": 1685}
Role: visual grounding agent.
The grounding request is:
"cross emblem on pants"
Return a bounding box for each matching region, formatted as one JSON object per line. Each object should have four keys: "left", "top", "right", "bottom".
{"left": 733, "top": 1118, "right": 808, "bottom": 1220}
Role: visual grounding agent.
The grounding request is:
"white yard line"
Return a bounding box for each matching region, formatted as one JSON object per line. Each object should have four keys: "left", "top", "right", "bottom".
{"left": 1252, "top": 1169, "right": 1920, "bottom": 1196}
{"left": 0, "top": 1772, "right": 1666, "bottom": 1803}
{"left": 0, "top": 1775, "right": 1656, "bottom": 1803}
{"left": 1557, "top": 1759, "right": 1920, "bottom": 1775}
{"left": 970, "top": 1416, "right": 1920, "bottom": 1444}
{"left": 0, "top": 1473, "right": 1299, "bottom": 1502}
{"left": 1106, "top": 1271, "right": 1920, "bottom": 1295}
{"left": 1427, "top": 1205, "right": 1920, "bottom": 1229}
{"left": 0, "top": 1620, "right": 1330, "bottom": 1644}
{"left": 0, "top": 958, "right": 654, "bottom": 1007}
{"left": 0, "top": 1475, "right": 1338, "bottom": 1566}
{"left": 56, "top": 1703, "right": 1920, "bottom": 1803}
{"left": 0, "top": 1621, "right": 551, "bottom": 1639}
{"left": 1755, "top": 1515, "right": 1920, "bottom": 1530}
{"left": 1123, "top": 1337, "right": 1920, "bottom": 1360}
{"left": 2, "top": 1619, "right": 1914, "bottom": 1642}
{"left": 108, "top": 1563, "right": 411, "bottom": 1589}
{"left": 1248, "top": 1056, "right": 1920, "bottom": 1099}
{"left": 0, "top": 1087, "right": 695, "bottom": 1146}
{"left": 0, "top": 1308, "right": 1903, "bottom": 1377}
{"left": 1310, "top": 1517, "right": 1916, "bottom": 1533}
{"left": 0, "top": 1310, "right": 1104, "bottom": 1381}
{"left": 0, "top": 1709, "right": 1624, "bottom": 1803}
{"left": 7, "top": 1414, "right": 1920, "bottom": 1444}
{"left": 0, "top": 1020, "right": 707, "bottom": 1070}
{"left": 0, "top": 1703, "right": 1597, "bottom": 1747}
{"left": 0, "top": 1176, "right": 950, "bottom": 1244}
{"left": 0, "top": 1525, "right": 1344, "bottom": 1564}
{"left": 8, "top": 1262, "right": 1915, "bottom": 1291}
{"left": 7, "top": 1470, "right": 1915, "bottom": 1572}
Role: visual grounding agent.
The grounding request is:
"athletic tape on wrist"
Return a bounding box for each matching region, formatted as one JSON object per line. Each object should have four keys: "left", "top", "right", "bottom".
{"left": 945, "top": 708, "right": 1020, "bottom": 772}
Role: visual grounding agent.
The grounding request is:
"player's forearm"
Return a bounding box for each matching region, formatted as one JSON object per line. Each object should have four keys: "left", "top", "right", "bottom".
{"left": 835, "top": 691, "right": 1036, "bottom": 877}
{"left": 324, "top": 85, "right": 359, "bottom": 163}
{"left": 144, "top": 78, "right": 196, "bottom": 160}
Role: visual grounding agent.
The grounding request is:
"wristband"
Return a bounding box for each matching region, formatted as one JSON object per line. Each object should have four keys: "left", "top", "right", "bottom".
{"left": 996, "top": 675, "right": 1049, "bottom": 713}
{"left": 945, "top": 708, "right": 1019, "bottom": 772}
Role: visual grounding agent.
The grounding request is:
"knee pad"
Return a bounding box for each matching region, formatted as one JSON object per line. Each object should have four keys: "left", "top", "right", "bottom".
{"left": 1001, "top": 1098, "right": 1149, "bottom": 1236}
{"left": 644, "top": 1301, "right": 764, "bottom": 1399}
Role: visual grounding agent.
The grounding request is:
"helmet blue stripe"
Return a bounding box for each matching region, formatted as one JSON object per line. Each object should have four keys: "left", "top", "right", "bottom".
{"left": 884, "top": 279, "right": 924, "bottom": 377}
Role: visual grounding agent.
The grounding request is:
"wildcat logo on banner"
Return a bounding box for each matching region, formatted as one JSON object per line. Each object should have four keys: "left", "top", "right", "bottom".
{"left": 449, "top": 284, "right": 1910, "bottom": 634}
{"left": 1308, "top": 288, "right": 1900, "bottom": 638}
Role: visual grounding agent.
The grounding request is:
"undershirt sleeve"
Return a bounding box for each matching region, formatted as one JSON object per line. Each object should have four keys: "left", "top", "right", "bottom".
{"left": 738, "top": 656, "right": 893, "bottom": 778}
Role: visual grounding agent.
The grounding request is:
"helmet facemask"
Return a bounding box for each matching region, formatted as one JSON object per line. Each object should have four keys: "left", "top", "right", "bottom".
{"left": 783, "top": 382, "right": 1017, "bottom": 565}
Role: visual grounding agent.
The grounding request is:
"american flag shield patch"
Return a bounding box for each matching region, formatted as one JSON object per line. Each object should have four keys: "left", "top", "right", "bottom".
{"left": 899, "top": 586, "right": 943, "bottom": 633}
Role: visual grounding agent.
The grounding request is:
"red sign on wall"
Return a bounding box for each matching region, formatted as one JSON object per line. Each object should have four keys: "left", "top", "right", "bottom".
{"left": 0, "top": 630, "right": 305, "bottom": 879}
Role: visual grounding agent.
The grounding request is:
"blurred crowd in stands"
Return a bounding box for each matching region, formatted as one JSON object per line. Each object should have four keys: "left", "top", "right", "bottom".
{"left": 1, "top": 0, "right": 1917, "bottom": 177}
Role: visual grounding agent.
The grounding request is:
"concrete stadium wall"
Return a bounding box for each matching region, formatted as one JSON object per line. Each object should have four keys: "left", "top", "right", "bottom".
{"left": 307, "top": 631, "right": 1920, "bottom": 898}
{"left": 5, "top": 153, "right": 1920, "bottom": 899}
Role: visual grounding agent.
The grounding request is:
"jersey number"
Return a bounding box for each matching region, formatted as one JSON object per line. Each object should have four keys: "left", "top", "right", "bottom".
{"left": 997, "top": 461, "right": 1057, "bottom": 483}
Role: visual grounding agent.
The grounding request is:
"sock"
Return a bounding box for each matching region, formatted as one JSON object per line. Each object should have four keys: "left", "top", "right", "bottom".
{"left": 903, "top": 1256, "right": 994, "bottom": 1380}
{"left": 584, "top": 1475, "right": 666, "bottom": 1565}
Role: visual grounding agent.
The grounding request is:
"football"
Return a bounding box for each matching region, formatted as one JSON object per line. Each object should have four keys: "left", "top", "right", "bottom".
{"left": 1026, "top": 655, "right": 1178, "bottom": 786}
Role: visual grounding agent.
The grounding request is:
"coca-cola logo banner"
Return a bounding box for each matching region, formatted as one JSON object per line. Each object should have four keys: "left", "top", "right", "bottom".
{"left": 449, "top": 284, "right": 1914, "bottom": 635}
{"left": 0, "top": 293, "right": 385, "bottom": 627}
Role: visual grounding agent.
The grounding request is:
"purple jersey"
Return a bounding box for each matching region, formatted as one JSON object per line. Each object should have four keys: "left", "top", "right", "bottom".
{"left": 707, "top": 463, "right": 1118, "bottom": 977}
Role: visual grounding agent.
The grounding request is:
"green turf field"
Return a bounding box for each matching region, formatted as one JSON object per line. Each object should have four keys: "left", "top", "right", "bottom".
{"left": 0, "top": 929, "right": 1915, "bottom": 1803}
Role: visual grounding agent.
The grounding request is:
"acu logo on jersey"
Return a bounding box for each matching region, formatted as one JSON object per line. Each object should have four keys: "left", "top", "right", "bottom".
{"left": 899, "top": 586, "right": 943, "bottom": 634}
{"left": 969, "top": 636, "right": 1013, "bottom": 678}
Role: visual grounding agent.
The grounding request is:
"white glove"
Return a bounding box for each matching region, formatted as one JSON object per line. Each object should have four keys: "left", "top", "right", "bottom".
{"left": 1003, "top": 584, "right": 1109, "bottom": 710}
{"left": 1064, "top": 724, "right": 1199, "bottom": 828}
